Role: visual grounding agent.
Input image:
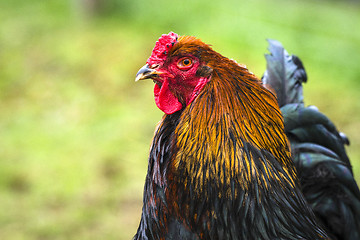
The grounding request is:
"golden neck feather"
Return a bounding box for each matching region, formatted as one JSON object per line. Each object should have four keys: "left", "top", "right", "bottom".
{"left": 172, "top": 62, "right": 296, "bottom": 194}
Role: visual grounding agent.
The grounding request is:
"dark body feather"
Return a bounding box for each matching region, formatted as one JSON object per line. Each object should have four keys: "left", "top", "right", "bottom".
{"left": 134, "top": 41, "right": 329, "bottom": 239}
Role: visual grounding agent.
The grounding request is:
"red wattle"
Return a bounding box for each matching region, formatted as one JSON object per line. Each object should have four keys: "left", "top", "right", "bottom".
{"left": 154, "top": 80, "right": 183, "bottom": 115}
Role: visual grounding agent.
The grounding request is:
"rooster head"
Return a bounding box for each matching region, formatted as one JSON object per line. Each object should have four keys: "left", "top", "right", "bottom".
{"left": 135, "top": 32, "right": 213, "bottom": 114}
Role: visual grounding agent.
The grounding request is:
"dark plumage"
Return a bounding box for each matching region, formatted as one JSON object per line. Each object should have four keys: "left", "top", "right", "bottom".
{"left": 263, "top": 39, "right": 360, "bottom": 240}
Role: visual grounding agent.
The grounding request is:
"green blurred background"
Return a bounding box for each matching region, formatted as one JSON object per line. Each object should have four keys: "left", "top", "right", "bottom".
{"left": 1, "top": 0, "right": 359, "bottom": 239}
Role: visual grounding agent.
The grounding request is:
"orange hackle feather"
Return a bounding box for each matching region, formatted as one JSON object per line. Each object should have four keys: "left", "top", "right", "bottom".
{"left": 171, "top": 36, "right": 296, "bottom": 192}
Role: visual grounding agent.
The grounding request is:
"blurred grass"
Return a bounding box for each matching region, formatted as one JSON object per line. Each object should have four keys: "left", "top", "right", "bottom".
{"left": 0, "top": 0, "right": 359, "bottom": 239}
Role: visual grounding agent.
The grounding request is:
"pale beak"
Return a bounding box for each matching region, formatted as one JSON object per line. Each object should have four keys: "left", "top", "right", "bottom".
{"left": 135, "top": 64, "right": 161, "bottom": 82}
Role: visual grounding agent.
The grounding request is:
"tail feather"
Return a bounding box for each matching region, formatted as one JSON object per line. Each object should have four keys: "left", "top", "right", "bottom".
{"left": 262, "top": 40, "right": 360, "bottom": 240}
{"left": 263, "top": 39, "right": 307, "bottom": 107}
{"left": 281, "top": 104, "right": 350, "bottom": 158}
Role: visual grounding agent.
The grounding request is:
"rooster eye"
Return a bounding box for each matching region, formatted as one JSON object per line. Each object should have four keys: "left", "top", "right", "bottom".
{"left": 177, "top": 58, "right": 193, "bottom": 70}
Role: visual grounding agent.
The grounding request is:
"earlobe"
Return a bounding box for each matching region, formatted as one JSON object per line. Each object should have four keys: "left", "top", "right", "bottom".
{"left": 187, "top": 76, "right": 210, "bottom": 105}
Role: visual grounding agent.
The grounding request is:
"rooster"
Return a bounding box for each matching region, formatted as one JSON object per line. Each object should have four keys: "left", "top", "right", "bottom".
{"left": 133, "top": 32, "right": 360, "bottom": 239}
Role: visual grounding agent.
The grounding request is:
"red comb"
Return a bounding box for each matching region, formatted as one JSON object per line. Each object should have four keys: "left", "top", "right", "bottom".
{"left": 146, "top": 32, "right": 179, "bottom": 65}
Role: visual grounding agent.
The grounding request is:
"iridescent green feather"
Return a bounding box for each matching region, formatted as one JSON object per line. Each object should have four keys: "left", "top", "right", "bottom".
{"left": 263, "top": 40, "right": 360, "bottom": 240}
